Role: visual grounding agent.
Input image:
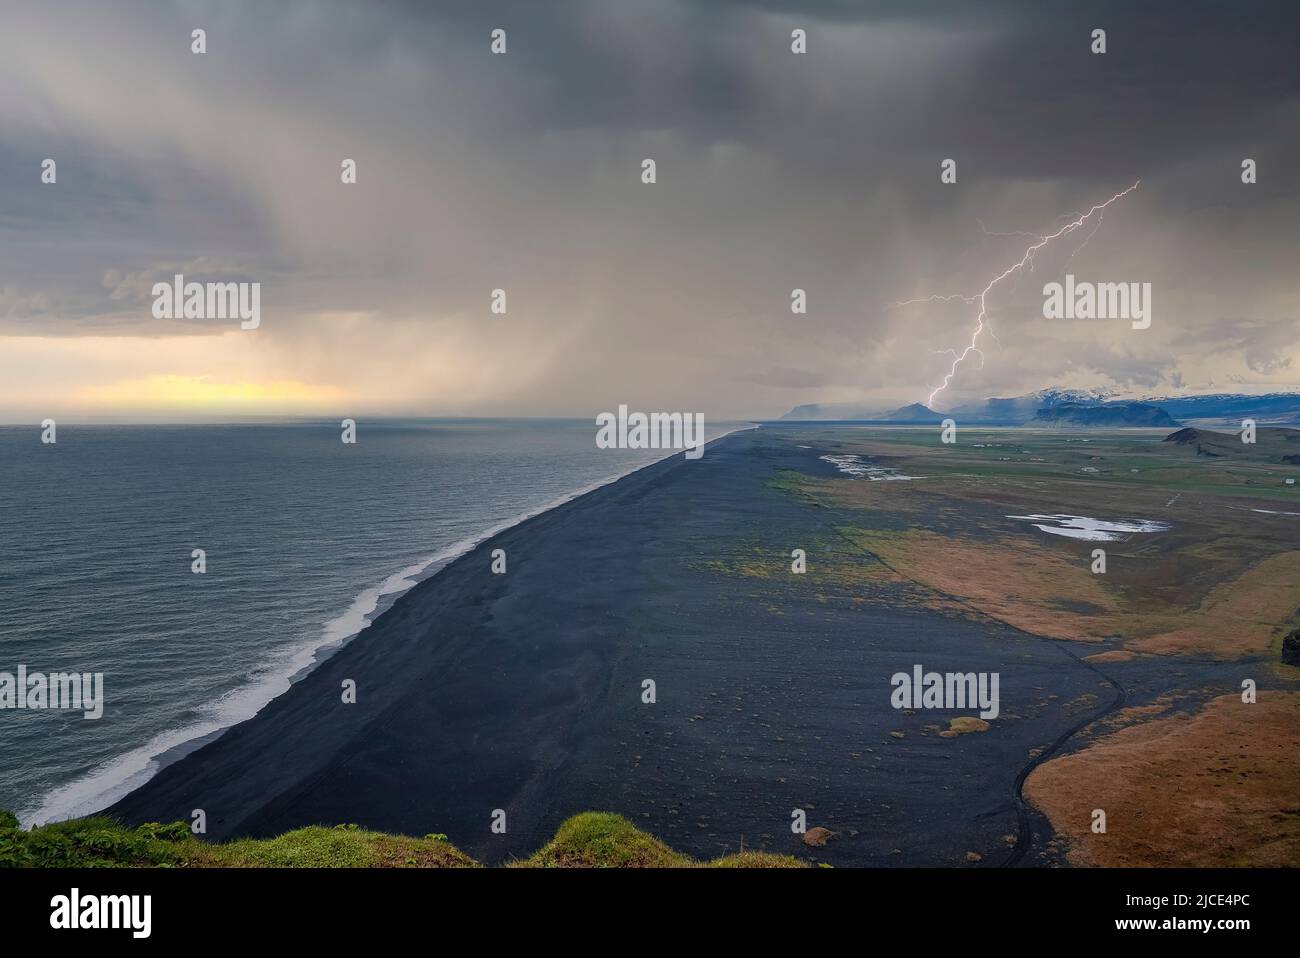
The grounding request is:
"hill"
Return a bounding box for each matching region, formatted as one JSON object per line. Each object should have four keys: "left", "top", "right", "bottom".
{"left": 883, "top": 402, "right": 944, "bottom": 423}
{"left": 1163, "top": 426, "right": 1300, "bottom": 463}
{"left": 1144, "top": 392, "right": 1300, "bottom": 424}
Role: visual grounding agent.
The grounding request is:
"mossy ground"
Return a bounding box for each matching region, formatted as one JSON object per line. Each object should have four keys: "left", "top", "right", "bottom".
{"left": 0, "top": 811, "right": 804, "bottom": 869}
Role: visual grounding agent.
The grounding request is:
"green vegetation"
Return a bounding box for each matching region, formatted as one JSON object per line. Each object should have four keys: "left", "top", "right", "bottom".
{"left": 0, "top": 810, "right": 804, "bottom": 869}
{"left": 785, "top": 426, "right": 1300, "bottom": 502}
{"left": 515, "top": 813, "right": 803, "bottom": 868}
{"left": 515, "top": 812, "right": 688, "bottom": 867}
{"left": 210, "top": 825, "right": 478, "bottom": 868}
{"left": 0, "top": 816, "right": 197, "bottom": 868}
{"left": 766, "top": 468, "right": 827, "bottom": 503}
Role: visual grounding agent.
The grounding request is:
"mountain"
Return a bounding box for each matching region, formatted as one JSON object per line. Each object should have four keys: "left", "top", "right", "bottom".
{"left": 1164, "top": 426, "right": 1300, "bottom": 463}
{"left": 883, "top": 402, "right": 944, "bottom": 423}
{"left": 781, "top": 401, "right": 885, "bottom": 420}
{"left": 780, "top": 389, "right": 1103, "bottom": 422}
{"left": 1141, "top": 392, "right": 1300, "bottom": 424}
{"left": 947, "top": 388, "right": 1115, "bottom": 422}
{"left": 781, "top": 389, "right": 1300, "bottom": 426}
{"left": 1034, "top": 402, "right": 1178, "bottom": 427}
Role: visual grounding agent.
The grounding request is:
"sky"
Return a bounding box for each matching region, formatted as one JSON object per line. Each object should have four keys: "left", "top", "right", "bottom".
{"left": 1, "top": 0, "right": 1298, "bottom": 421}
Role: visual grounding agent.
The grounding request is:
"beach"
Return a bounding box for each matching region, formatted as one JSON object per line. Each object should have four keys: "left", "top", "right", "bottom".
{"left": 102, "top": 427, "right": 1155, "bottom": 866}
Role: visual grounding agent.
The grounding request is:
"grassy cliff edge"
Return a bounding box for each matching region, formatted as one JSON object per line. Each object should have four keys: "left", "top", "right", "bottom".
{"left": 0, "top": 810, "right": 805, "bottom": 869}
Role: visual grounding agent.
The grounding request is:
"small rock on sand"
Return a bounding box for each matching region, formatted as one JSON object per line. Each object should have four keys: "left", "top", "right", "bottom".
{"left": 803, "top": 826, "right": 837, "bottom": 847}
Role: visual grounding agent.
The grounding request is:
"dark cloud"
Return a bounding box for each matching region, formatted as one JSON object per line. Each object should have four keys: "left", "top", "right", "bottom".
{"left": 0, "top": 0, "right": 1297, "bottom": 416}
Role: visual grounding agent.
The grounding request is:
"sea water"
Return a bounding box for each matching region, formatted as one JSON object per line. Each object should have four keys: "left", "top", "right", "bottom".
{"left": 0, "top": 419, "right": 740, "bottom": 825}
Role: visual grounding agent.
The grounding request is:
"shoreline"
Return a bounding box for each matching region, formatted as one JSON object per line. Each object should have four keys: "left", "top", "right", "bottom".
{"left": 99, "top": 435, "right": 741, "bottom": 853}
{"left": 98, "top": 426, "right": 1116, "bottom": 866}
{"left": 24, "top": 427, "right": 752, "bottom": 829}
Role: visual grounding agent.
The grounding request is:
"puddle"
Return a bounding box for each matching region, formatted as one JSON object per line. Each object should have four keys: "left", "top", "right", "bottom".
{"left": 1005, "top": 513, "right": 1171, "bottom": 541}
{"left": 821, "top": 454, "right": 922, "bottom": 481}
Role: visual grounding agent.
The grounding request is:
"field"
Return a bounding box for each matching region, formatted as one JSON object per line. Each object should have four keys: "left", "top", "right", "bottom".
{"left": 750, "top": 424, "right": 1300, "bottom": 866}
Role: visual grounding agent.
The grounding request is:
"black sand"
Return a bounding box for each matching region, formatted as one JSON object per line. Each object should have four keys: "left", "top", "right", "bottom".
{"left": 105, "top": 429, "right": 1178, "bottom": 865}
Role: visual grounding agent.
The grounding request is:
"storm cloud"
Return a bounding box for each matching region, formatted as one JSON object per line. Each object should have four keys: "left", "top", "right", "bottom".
{"left": 0, "top": 0, "right": 1296, "bottom": 419}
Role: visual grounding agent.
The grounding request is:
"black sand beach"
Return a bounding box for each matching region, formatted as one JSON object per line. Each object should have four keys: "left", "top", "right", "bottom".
{"left": 105, "top": 428, "right": 1188, "bottom": 865}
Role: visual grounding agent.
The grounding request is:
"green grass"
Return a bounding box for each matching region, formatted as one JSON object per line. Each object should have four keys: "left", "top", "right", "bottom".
{"left": 0, "top": 810, "right": 804, "bottom": 869}
{"left": 766, "top": 469, "right": 826, "bottom": 503}
{"left": 513, "top": 813, "right": 803, "bottom": 868}
{"left": 513, "top": 812, "right": 691, "bottom": 867}
{"left": 0, "top": 816, "right": 195, "bottom": 868}
{"left": 204, "top": 825, "right": 479, "bottom": 868}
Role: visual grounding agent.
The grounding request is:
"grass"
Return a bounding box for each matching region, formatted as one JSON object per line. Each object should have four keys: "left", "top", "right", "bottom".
{"left": 762, "top": 429, "right": 1300, "bottom": 660}
{"left": 766, "top": 468, "right": 823, "bottom": 502}
{"left": 513, "top": 812, "right": 689, "bottom": 867}
{"left": 786, "top": 426, "right": 1300, "bottom": 501}
{"left": 0, "top": 816, "right": 197, "bottom": 868}
{"left": 1025, "top": 690, "right": 1300, "bottom": 867}
{"left": 0, "top": 811, "right": 804, "bottom": 869}
{"left": 206, "top": 825, "right": 479, "bottom": 868}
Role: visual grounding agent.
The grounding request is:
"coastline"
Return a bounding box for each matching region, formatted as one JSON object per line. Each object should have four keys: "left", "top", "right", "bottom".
{"left": 24, "top": 426, "right": 752, "bottom": 829}
{"left": 99, "top": 426, "right": 1111, "bottom": 865}
{"left": 100, "top": 435, "right": 740, "bottom": 853}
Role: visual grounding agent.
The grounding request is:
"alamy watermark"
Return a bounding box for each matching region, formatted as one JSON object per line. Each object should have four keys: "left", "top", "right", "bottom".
{"left": 1043, "top": 274, "right": 1151, "bottom": 330}
{"left": 0, "top": 666, "right": 103, "bottom": 719}
{"left": 50, "top": 889, "right": 150, "bottom": 938}
{"left": 596, "top": 405, "right": 705, "bottom": 459}
{"left": 890, "top": 664, "right": 999, "bottom": 720}
{"left": 152, "top": 274, "right": 260, "bottom": 329}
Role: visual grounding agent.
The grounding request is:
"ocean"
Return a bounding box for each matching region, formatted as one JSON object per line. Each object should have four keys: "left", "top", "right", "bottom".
{"left": 0, "top": 418, "right": 739, "bottom": 825}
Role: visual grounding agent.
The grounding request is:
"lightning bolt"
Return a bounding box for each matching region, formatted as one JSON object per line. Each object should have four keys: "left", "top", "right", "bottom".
{"left": 900, "top": 181, "right": 1140, "bottom": 408}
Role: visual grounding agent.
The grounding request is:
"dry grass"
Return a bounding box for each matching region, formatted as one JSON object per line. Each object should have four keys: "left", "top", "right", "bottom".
{"left": 1126, "top": 551, "right": 1300, "bottom": 657}
{"left": 1082, "top": 650, "right": 1137, "bottom": 663}
{"left": 1024, "top": 691, "right": 1300, "bottom": 866}
{"left": 842, "top": 528, "right": 1124, "bottom": 641}
{"left": 840, "top": 528, "right": 1300, "bottom": 659}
